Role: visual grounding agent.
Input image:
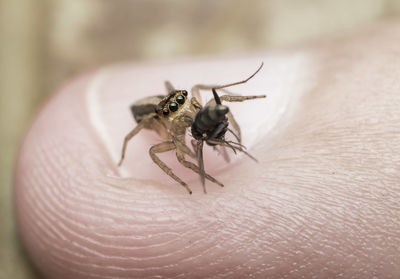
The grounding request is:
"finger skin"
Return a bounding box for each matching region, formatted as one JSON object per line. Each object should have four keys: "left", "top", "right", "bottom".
{"left": 15, "top": 22, "right": 400, "bottom": 278}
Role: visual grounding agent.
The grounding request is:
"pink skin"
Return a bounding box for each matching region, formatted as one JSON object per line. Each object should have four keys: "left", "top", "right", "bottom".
{"left": 15, "top": 22, "right": 400, "bottom": 278}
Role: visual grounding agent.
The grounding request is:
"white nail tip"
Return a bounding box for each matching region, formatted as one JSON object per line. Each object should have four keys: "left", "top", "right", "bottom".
{"left": 86, "top": 67, "right": 130, "bottom": 176}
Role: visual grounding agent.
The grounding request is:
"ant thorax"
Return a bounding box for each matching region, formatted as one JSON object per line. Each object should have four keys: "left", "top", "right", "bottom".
{"left": 155, "top": 90, "right": 198, "bottom": 137}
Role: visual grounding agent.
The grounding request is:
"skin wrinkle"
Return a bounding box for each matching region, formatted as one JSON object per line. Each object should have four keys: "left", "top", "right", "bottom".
{"left": 15, "top": 23, "right": 400, "bottom": 278}
{"left": 33, "top": 100, "right": 225, "bottom": 276}
{"left": 46, "top": 186, "right": 210, "bottom": 260}
{"left": 238, "top": 58, "right": 400, "bottom": 276}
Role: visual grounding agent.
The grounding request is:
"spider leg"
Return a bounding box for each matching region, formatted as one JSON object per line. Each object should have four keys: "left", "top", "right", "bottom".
{"left": 192, "top": 139, "right": 226, "bottom": 186}
{"left": 118, "top": 114, "right": 156, "bottom": 166}
{"left": 165, "top": 81, "right": 175, "bottom": 93}
{"left": 213, "top": 144, "right": 231, "bottom": 163}
{"left": 190, "top": 96, "right": 202, "bottom": 110}
{"left": 218, "top": 94, "right": 266, "bottom": 103}
{"left": 227, "top": 127, "right": 241, "bottom": 144}
{"left": 149, "top": 141, "right": 192, "bottom": 194}
{"left": 175, "top": 140, "right": 224, "bottom": 194}
{"left": 174, "top": 135, "right": 196, "bottom": 159}
{"left": 118, "top": 123, "right": 145, "bottom": 166}
{"left": 190, "top": 62, "right": 264, "bottom": 98}
{"left": 213, "top": 62, "right": 264, "bottom": 90}
{"left": 176, "top": 141, "right": 224, "bottom": 193}
{"left": 191, "top": 85, "right": 202, "bottom": 106}
{"left": 197, "top": 140, "right": 206, "bottom": 191}
{"left": 204, "top": 92, "right": 266, "bottom": 143}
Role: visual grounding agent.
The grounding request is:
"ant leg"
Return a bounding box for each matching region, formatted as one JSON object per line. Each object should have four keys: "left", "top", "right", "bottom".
{"left": 207, "top": 139, "right": 258, "bottom": 162}
{"left": 175, "top": 148, "right": 224, "bottom": 193}
{"left": 213, "top": 145, "right": 231, "bottom": 163}
{"left": 149, "top": 141, "right": 192, "bottom": 194}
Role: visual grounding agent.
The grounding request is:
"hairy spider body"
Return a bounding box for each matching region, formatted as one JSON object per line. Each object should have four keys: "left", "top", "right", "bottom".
{"left": 118, "top": 63, "right": 266, "bottom": 194}
{"left": 154, "top": 89, "right": 200, "bottom": 137}
{"left": 130, "top": 95, "right": 163, "bottom": 124}
{"left": 130, "top": 96, "right": 167, "bottom": 138}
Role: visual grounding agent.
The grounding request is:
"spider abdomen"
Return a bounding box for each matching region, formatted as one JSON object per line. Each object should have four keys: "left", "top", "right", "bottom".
{"left": 130, "top": 95, "right": 164, "bottom": 124}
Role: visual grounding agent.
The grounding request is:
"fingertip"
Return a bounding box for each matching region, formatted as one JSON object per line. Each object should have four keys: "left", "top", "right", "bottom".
{"left": 14, "top": 56, "right": 314, "bottom": 278}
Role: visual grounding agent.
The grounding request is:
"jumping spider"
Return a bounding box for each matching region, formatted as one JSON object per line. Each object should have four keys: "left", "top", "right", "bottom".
{"left": 118, "top": 63, "right": 266, "bottom": 194}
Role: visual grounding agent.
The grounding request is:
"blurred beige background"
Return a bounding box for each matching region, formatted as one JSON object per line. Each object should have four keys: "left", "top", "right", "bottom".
{"left": 1, "top": 0, "right": 400, "bottom": 278}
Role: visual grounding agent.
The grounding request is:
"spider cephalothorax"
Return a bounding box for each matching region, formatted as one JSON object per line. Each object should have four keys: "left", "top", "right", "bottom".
{"left": 155, "top": 90, "right": 188, "bottom": 117}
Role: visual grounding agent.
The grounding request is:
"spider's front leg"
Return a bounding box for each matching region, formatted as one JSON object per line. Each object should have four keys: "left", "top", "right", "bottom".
{"left": 216, "top": 94, "right": 266, "bottom": 103}
{"left": 174, "top": 138, "right": 224, "bottom": 194}
{"left": 164, "top": 81, "right": 175, "bottom": 93}
{"left": 191, "top": 63, "right": 265, "bottom": 143}
{"left": 190, "top": 96, "right": 202, "bottom": 110}
{"left": 191, "top": 62, "right": 264, "bottom": 104}
{"left": 149, "top": 141, "right": 192, "bottom": 194}
{"left": 204, "top": 92, "right": 266, "bottom": 143}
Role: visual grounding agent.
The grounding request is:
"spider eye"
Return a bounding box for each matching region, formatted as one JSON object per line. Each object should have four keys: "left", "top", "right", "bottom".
{"left": 182, "top": 90, "right": 188, "bottom": 96}
{"left": 169, "top": 101, "right": 178, "bottom": 112}
{"left": 176, "top": 95, "right": 185, "bottom": 104}
{"left": 162, "top": 108, "right": 169, "bottom": 116}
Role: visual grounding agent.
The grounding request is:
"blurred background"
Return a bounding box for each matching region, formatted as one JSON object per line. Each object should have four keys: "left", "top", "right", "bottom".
{"left": 1, "top": 0, "right": 400, "bottom": 278}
